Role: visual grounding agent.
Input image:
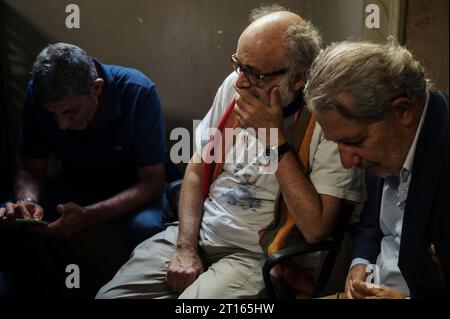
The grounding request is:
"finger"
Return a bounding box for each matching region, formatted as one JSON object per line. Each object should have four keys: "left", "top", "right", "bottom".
{"left": 16, "top": 205, "right": 32, "bottom": 219}
{"left": 234, "top": 95, "right": 252, "bottom": 117}
{"left": 346, "top": 289, "right": 353, "bottom": 299}
{"left": 179, "top": 278, "right": 189, "bottom": 294}
{"left": 32, "top": 205, "right": 44, "bottom": 220}
{"left": 235, "top": 87, "right": 257, "bottom": 103}
{"left": 344, "top": 279, "right": 353, "bottom": 299}
{"left": 32, "top": 219, "right": 61, "bottom": 237}
{"left": 346, "top": 279, "right": 354, "bottom": 299}
{"left": 233, "top": 103, "right": 247, "bottom": 128}
{"left": 376, "top": 285, "right": 404, "bottom": 299}
{"left": 235, "top": 87, "right": 268, "bottom": 107}
{"left": 171, "top": 272, "right": 183, "bottom": 294}
{"left": 5, "top": 202, "right": 17, "bottom": 219}
{"left": 166, "top": 276, "right": 174, "bottom": 292}
{"left": 16, "top": 203, "right": 32, "bottom": 219}
{"left": 172, "top": 275, "right": 182, "bottom": 294}
{"left": 234, "top": 101, "right": 243, "bottom": 117}
{"left": 57, "top": 204, "right": 66, "bottom": 215}
{"left": 364, "top": 295, "right": 381, "bottom": 299}
{"left": 179, "top": 270, "right": 197, "bottom": 294}
{"left": 47, "top": 219, "right": 66, "bottom": 238}
{"left": 0, "top": 207, "right": 12, "bottom": 224}
{"left": 353, "top": 280, "right": 377, "bottom": 295}
{"left": 183, "top": 272, "right": 197, "bottom": 292}
{"left": 349, "top": 280, "right": 366, "bottom": 299}
{"left": 166, "top": 263, "right": 181, "bottom": 293}
{"left": 165, "top": 268, "right": 175, "bottom": 291}
{"left": 351, "top": 280, "right": 373, "bottom": 298}
{"left": 269, "top": 87, "right": 282, "bottom": 109}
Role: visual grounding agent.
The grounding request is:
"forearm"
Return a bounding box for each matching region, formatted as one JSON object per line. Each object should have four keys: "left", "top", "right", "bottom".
{"left": 275, "top": 138, "right": 326, "bottom": 242}
{"left": 85, "top": 182, "right": 163, "bottom": 227}
{"left": 177, "top": 155, "right": 204, "bottom": 252}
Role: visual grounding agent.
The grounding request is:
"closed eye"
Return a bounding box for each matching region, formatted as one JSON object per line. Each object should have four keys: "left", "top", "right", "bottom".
{"left": 62, "top": 109, "right": 77, "bottom": 116}
{"left": 342, "top": 139, "right": 364, "bottom": 148}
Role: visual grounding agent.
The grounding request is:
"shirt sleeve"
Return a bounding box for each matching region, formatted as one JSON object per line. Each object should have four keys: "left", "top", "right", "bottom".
{"left": 20, "top": 81, "right": 51, "bottom": 159}
{"left": 133, "top": 85, "right": 167, "bottom": 167}
{"left": 194, "top": 72, "right": 237, "bottom": 156}
{"left": 350, "top": 258, "right": 371, "bottom": 270}
{"left": 308, "top": 123, "right": 365, "bottom": 203}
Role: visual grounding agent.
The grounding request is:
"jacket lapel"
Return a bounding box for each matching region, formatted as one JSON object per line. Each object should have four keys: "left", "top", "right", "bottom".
{"left": 398, "top": 91, "right": 448, "bottom": 289}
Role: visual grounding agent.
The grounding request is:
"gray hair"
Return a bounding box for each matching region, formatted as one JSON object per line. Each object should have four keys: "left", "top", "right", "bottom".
{"left": 31, "top": 42, "right": 98, "bottom": 104}
{"left": 284, "top": 20, "right": 322, "bottom": 77}
{"left": 304, "top": 40, "right": 429, "bottom": 121}
{"left": 249, "top": 4, "right": 322, "bottom": 77}
{"left": 249, "top": 4, "right": 289, "bottom": 22}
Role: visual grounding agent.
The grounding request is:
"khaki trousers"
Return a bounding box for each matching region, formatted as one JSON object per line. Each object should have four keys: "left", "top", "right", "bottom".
{"left": 96, "top": 225, "right": 266, "bottom": 299}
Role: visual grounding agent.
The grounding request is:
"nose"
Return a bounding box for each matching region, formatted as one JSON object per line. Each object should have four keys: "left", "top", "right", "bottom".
{"left": 56, "top": 115, "right": 71, "bottom": 130}
{"left": 235, "top": 71, "right": 251, "bottom": 89}
{"left": 338, "top": 143, "right": 361, "bottom": 169}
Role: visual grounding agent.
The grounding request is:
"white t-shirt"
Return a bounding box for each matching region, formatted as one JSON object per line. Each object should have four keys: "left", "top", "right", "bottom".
{"left": 195, "top": 72, "right": 363, "bottom": 254}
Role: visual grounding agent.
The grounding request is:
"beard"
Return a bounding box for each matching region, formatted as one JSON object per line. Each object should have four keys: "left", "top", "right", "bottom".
{"left": 242, "top": 74, "right": 296, "bottom": 107}
{"left": 278, "top": 75, "right": 295, "bottom": 107}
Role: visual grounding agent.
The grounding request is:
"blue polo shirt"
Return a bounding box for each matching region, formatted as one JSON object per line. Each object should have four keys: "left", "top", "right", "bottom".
{"left": 20, "top": 59, "right": 167, "bottom": 193}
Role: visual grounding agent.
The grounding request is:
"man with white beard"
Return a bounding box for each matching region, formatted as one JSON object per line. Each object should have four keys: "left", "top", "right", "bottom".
{"left": 97, "top": 5, "right": 363, "bottom": 299}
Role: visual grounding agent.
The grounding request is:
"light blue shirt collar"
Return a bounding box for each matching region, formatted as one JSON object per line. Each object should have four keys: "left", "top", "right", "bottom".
{"left": 399, "top": 90, "right": 430, "bottom": 183}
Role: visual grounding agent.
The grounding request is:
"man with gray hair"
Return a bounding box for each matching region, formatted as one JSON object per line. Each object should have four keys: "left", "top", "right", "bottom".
{"left": 97, "top": 5, "right": 363, "bottom": 299}
{"left": 0, "top": 43, "right": 177, "bottom": 297}
{"left": 305, "top": 40, "right": 448, "bottom": 299}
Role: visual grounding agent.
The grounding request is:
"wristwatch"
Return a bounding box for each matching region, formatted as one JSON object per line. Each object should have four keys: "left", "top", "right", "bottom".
{"left": 15, "top": 197, "right": 38, "bottom": 204}
{"left": 265, "top": 142, "right": 292, "bottom": 162}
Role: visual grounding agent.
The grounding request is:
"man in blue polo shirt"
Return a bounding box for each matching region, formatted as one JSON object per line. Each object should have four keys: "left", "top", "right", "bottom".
{"left": 1, "top": 43, "right": 170, "bottom": 254}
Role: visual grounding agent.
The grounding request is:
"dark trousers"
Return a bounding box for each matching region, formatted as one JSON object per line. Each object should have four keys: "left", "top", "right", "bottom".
{"left": 0, "top": 173, "right": 169, "bottom": 298}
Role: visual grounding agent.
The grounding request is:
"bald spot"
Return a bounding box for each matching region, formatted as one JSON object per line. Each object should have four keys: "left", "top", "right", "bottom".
{"left": 237, "top": 11, "right": 304, "bottom": 69}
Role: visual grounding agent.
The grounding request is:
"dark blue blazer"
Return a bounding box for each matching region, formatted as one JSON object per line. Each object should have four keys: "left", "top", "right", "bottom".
{"left": 352, "top": 91, "right": 448, "bottom": 299}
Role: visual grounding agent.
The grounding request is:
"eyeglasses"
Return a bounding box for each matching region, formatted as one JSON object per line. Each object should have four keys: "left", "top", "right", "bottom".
{"left": 230, "top": 54, "right": 288, "bottom": 86}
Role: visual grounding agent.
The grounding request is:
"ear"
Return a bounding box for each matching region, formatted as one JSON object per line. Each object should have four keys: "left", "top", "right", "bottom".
{"left": 92, "top": 78, "right": 104, "bottom": 97}
{"left": 290, "top": 71, "right": 306, "bottom": 93}
{"left": 390, "top": 97, "right": 415, "bottom": 127}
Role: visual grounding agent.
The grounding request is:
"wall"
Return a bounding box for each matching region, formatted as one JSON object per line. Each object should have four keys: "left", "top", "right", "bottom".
{"left": 311, "top": 0, "right": 364, "bottom": 44}
{"left": 405, "top": 0, "right": 449, "bottom": 94}
{"left": 0, "top": 0, "right": 310, "bottom": 168}
{"left": 1, "top": 0, "right": 448, "bottom": 170}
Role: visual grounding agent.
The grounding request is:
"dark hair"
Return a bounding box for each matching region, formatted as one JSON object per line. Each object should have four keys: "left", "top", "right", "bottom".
{"left": 31, "top": 42, "right": 98, "bottom": 104}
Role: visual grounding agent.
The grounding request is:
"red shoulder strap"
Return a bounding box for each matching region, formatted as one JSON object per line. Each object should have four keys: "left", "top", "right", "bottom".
{"left": 201, "top": 99, "right": 237, "bottom": 198}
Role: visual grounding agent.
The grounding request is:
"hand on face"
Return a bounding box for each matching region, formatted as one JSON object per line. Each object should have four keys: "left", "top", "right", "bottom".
{"left": 31, "top": 202, "right": 88, "bottom": 239}
{"left": 234, "top": 86, "right": 284, "bottom": 140}
{"left": 0, "top": 201, "right": 44, "bottom": 223}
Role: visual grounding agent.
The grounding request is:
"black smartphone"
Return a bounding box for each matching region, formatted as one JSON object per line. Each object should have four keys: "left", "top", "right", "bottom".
{"left": 12, "top": 219, "right": 49, "bottom": 226}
